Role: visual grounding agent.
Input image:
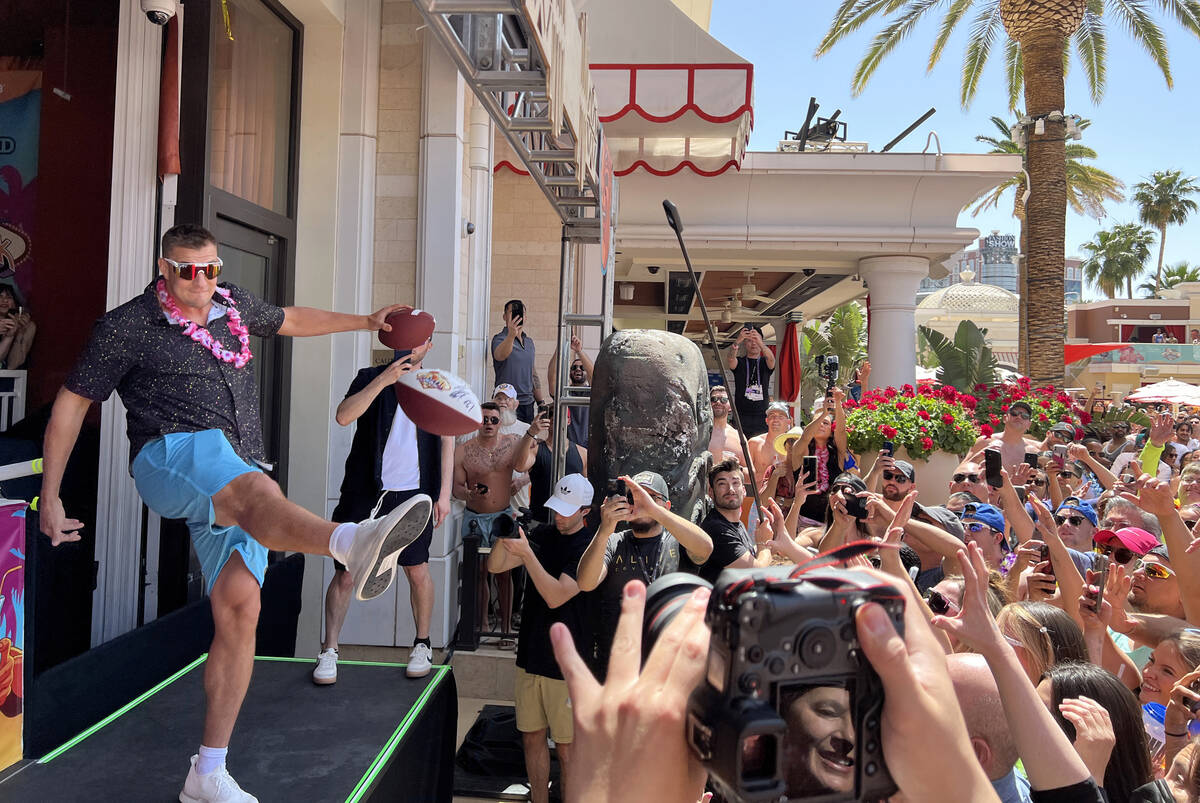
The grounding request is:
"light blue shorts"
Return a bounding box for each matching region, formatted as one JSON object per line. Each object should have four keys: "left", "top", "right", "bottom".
{"left": 461, "top": 507, "right": 515, "bottom": 548}
{"left": 132, "top": 430, "right": 268, "bottom": 594}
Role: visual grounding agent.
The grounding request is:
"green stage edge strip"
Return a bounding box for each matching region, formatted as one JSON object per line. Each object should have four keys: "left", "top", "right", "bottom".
{"left": 346, "top": 664, "right": 451, "bottom": 803}
{"left": 39, "top": 653, "right": 209, "bottom": 764}
{"left": 254, "top": 655, "right": 407, "bottom": 668}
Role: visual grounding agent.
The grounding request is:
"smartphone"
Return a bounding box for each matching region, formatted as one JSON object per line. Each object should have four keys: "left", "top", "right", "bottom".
{"left": 802, "top": 455, "right": 818, "bottom": 484}
{"left": 1052, "top": 443, "right": 1067, "bottom": 469}
{"left": 1088, "top": 554, "right": 1111, "bottom": 614}
{"left": 984, "top": 448, "right": 1004, "bottom": 489}
{"left": 474, "top": 482, "right": 489, "bottom": 495}
{"left": 1024, "top": 453, "right": 1040, "bottom": 470}
{"left": 511, "top": 300, "right": 525, "bottom": 324}
{"left": 1038, "top": 544, "right": 1055, "bottom": 577}
{"left": 1072, "top": 460, "right": 1089, "bottom": 477}
{"left": 880, "top": 441, "right": 894, "bottom": 458}
{"left": 606, "top": 479, "right": 633, "bottom": 506}
{"left": 841, "top": 488, "right": 869, "bottom": 520}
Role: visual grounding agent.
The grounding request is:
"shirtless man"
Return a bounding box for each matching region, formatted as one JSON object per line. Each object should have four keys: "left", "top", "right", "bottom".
{"left": 967, "top": 399, "right": 1038, "bottom": 471}
{"left": 708, "top": 385, "right": 746, "bottom": 467}
{"left": 747, "top": 402, "right": 792, "bottom": 485}
{"left": 453, "top": 402, "right": 538, "bottom": 638}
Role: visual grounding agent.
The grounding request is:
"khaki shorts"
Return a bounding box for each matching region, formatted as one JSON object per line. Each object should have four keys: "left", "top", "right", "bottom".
{"left": 514, "top": 666, "right": 573, "bottom": 743}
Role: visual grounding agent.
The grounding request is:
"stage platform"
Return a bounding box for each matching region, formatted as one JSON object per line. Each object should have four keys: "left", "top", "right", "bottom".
{"left": 0, "top": 655, "right": 457, "bottom": 802}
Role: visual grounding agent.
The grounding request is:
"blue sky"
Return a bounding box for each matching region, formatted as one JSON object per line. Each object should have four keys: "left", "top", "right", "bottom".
{"left": 708, "top": 1, "right": 1200, "bottom": 297}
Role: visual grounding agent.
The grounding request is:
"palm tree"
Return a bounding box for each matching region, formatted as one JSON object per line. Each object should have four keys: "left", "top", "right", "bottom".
{"left": 918, "top": 321, "right": 1001, "bottom": 393}
{"left": 970, "top": 114, "right": 1123, "bottom": 366}
{"left": 1137, "top": 261, "right": 1200, "bottom": 297}
{"left": 1079, "top": 223, "right": 1155, "bottom": 299}
{"left": 1133, "top": 170, "right": 1200, "bottom": 294}
{"left": 817, "top": 1, "right": 1200, "bottom": 386}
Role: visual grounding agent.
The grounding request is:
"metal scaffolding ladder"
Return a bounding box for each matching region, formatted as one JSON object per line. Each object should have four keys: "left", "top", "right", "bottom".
{"left": 549, "top": 219, "right": 615, "bottom": 483}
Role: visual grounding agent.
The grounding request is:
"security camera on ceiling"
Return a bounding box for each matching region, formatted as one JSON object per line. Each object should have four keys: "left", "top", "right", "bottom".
{"left": 141, "top": 0, "right": 176, "bottom": 25}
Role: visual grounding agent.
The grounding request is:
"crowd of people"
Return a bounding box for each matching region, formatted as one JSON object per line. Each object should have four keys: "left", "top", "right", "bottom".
{"left": 471, "top": 363, "right": 1200, "bottom": 803}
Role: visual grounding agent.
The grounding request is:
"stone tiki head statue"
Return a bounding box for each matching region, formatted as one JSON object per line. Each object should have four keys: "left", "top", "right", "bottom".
{"left": 587, "top": 329, "right": 713, "bottom": 523}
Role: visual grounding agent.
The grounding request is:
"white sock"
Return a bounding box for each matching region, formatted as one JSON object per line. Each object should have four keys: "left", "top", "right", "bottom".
{"left": 196, "top": 745, "right": 227, "bottom": 775}
{"left": 329, "top": 522, "right": 358, "bottom": 565}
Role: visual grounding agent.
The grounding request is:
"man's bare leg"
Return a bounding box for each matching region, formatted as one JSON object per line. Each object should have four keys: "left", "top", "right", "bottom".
{"left": 556, "top": 741, "right": 573, "bottom": 802}
{"left": 212, "top": 472, "right": 335, "bottom": 555}
{"left": 322, "top": 569, "right": 354, "bottom": 650}
{"left": 498, "top": 570, "right": 513, "bottom": 634}
{"left": 202, "top": 554, "right": 260, "bottom": 748}
{"left": 522, "top": 729, "right": 551, "bottom": 803}
{"left": 402, "top": 563, "right": 434, "bottom": 640}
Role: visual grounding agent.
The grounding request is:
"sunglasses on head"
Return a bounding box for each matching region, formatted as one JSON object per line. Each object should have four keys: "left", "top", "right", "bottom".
{"left": 882, "top": 470, "right": 910, "bottom": 482}
{"left": 1054, "top": 514, "right": 1086, "bottom": 527}
{"left": 1008, "top": 409, "right": 1031, "bottom": 420}
{"left": 481, "top": 415, "right": 500, "bottom": 425}
{"left": 1142, "top": 562, "right": 1175, "bottom": 580}
{"left": 953, "top": 473, "right": 981, "bottom": 483}
{"left": 924, "top": 590, "right": 958, "bottom": 615}
{"left": 1093, "top": 542, "right": 1137, "bottom": 565}
{"left": 164, "top": 257, "right": 223, "bottom": 280}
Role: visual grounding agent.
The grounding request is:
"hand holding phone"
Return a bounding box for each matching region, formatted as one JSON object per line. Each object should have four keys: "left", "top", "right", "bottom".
{"left": 1086, "top": 555, "right": 1110, "bottom": 614}
{"left": 801, "top": 455, "right": 818, "bottom": 484}
{"left": 1052, "top": 444, "right": 1067, "bottom": 469}
{"left": 880, "top": 441, "right": 894, "bottom": 458}
{"left": 984, "top": 448, "right": 1004, "bottom": 489}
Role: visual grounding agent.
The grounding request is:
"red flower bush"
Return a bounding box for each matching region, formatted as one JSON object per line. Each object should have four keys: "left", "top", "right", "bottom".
{"left": 970, "top": 380, "right": 1085, "bottom": 438}
{"left": 844, "top": 386, "right": 979, "bottom": 459}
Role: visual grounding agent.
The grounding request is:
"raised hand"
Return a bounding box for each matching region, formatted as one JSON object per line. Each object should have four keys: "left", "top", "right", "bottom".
{"left": 1058, "top": 696, "right": 1115, "bottom": 782}
{"left": 1150, "top": 412, "right": 1175, "bottom": 447}
{"left": 931, "top": 543, "right": 1009, "bottom": 656}
{"left": 1120, "top": 476, "right": 1178, "bottom": 519}
{"left": 570, "top": 333, "right": 583, "bottom": 354}
{"left": 366, "top": 303, "right": 413, "bottom": 331}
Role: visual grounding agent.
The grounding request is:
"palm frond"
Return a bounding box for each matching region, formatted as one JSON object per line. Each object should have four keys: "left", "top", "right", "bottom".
{"left": 852, "top": 0, "right": 943, "bottom": 96}
{"left": 1074, "top": 1, "right": 1108, "bottom": 102}
{"left": 929, "top": 0, "right": 976, "bottom": 70}
{"left": 960, "top": 0, "right": 1003, "bottom": 107}
{"left": 1108, "top": 0, "right": 1173, "bottom": 87}
{"left": 1004, "top": 36, "right": 1023, "bottom": 110}
{"left": 815, "top": 0, "right": 909, "bottom": 57}
{"left": 1151, "top": 0, "right": 1200, "bottom": 37}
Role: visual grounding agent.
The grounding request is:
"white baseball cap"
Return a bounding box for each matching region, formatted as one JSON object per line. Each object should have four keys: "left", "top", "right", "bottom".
{"left": 545, "top": 473, "right": 594, "bottom": 517}
{"left": 493, "top": 383, "right": 517, "bottom": 399}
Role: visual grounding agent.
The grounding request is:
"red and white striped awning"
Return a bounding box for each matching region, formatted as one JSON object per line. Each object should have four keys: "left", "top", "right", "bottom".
{"left": 584, "top": 0, "right": 752, "bottom": 176}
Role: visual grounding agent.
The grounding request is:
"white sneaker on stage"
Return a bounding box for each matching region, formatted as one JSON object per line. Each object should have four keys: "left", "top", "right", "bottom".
{"left": 407, "top": 643, "right": 433, "bottom": 678}
{"left": 312, "top": 647, "right": 338, "bottom": 685}
{"left": 179, "top": 755, "right": 258, "bottom": 803}
{"left": 347, "top": 495, "right": 432, "bottom": 601}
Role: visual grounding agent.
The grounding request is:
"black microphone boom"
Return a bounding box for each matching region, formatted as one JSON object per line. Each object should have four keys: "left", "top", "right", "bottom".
{"left": 662, "top": 199, "right": 765, "bottom": 516}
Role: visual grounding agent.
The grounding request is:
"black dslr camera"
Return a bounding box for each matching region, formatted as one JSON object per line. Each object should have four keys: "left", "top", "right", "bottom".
{"left": 645, "top": 566, "right": 903, "bottom": 803}
{"left": 492, "top": 506, "right": 535, "bottom": 539}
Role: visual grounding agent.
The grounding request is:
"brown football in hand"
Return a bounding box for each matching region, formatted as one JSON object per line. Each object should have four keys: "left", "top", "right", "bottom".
{"left": 378, "top": 308, "right": 436, "bottom": 351}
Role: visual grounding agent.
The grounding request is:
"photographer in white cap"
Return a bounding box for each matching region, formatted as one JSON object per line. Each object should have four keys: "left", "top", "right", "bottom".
{"left": 486, "top": 473, "right": 596, "bottom": 803}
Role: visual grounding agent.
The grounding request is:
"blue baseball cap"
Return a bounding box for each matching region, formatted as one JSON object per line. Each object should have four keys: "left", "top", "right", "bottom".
{"left": 1055, "top": 498, "right": 1098, "bottom": 527}
{"left": 961, "top": 503, "right": 1007, "bottom": 547}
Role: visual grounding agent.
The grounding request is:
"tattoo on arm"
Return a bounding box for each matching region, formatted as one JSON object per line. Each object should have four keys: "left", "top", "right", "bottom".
{"left": 531, "top": 371, "right": 542, "bottom": 392}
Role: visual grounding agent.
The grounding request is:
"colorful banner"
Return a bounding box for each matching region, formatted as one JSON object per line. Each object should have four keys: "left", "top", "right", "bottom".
{"left": 0, "top": 71, "right": 42, "bottom": 303}
{"left": 1066, "top": 342, "right": 1200, "bottom": 367}
{"left": 0, "top": 502, "right": 25, "bottom": 770}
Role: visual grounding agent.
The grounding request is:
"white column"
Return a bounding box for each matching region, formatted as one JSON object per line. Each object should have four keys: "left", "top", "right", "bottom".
{"left": 859, "top": 255, "right": 929, "bottom": 390}
{"left": 464, "top": 98, "right": 493, "bottom": 397}
{"left": 92, "top": 0, "right": 162, "bottom": 646}
{"left": 415, "top": 34, "right": 466, "bottom": 369}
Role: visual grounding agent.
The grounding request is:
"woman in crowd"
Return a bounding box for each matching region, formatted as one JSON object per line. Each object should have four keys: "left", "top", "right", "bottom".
{"left": 1139, "top": 630, "right": 1200, "bottom": 709}
{"left": 995, "top": 601, "right": 1090, "bottom": 684}
{"left": 786, "top": 388, "right": 848, "bottom": 526}
{"left": 1178, "top": 464, "right": 1200, "bottom": 506}
{"left": 1040, "top": 661, "right": 1161, "bottom": 803}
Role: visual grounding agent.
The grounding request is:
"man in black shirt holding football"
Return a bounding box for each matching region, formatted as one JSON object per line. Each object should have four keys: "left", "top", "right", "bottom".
{"left": 487, "top": 473, "right": 595, "bottom": 803}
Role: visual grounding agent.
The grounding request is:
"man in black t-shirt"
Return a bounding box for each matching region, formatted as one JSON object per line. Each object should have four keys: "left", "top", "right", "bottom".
{"left": 725, "top": 324, "right": 776, "bottom": 437}
{"left": 487, "top": 473, "right": 595, "bottom": 803}
{"left": 576, "top": 470, "right": 713, "bottom": 679}
{"left": 695, "top": 458, "right": 775, "bottom": 582}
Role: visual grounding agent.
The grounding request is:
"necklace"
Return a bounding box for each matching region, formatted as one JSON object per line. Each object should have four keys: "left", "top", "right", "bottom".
{"left": 156, "top": 278, "right": 252, "bottom": 368}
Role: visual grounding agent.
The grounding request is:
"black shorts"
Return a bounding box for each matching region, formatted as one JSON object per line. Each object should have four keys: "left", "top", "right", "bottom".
{"left": 333, "top": 488, "right": 434, "bottom": 572}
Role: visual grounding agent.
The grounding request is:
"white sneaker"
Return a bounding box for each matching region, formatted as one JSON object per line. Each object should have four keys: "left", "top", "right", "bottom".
{"left": 407, "top": 643, "right": 433, "bottom": 678}
{"left": 347, "top": 494, "right": 432, "bottom": 601}
{"left": 179, "top": 755, "right": 258, "bottom": 803}
{"left": 313, "top": 647, "right": 338, "bottom": 685}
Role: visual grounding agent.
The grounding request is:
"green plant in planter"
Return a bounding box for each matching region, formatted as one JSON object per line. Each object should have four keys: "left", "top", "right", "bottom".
{"left": 843, "top": 385, "right": 979, "bottom": 460}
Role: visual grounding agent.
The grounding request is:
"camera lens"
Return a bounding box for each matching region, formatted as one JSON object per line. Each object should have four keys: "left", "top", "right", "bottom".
{"left": 644, "top": 573, "right": 713, "bottom": 659}
{"left": 798, "top": 626, "right": 836, "bottom": 669}
{"left": 492, "top": 515, "right": 514, "bottom": 539}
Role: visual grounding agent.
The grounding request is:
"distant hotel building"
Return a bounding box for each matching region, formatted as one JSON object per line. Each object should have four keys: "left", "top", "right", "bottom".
{"left": 918, "top": 232, "right": 1083, "bottom": 304}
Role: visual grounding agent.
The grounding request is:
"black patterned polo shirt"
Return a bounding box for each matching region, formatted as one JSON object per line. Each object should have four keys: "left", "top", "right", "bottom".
{"left": 65, "top": 281, "right": 285, "bottom": 465}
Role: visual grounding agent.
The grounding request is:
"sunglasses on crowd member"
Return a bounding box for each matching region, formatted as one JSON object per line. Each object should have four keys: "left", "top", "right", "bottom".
{"left": 924, "top": 590, "right": 958, "bottom": 616}
{"left": 481, "top": 415, "right": 501, "bottom": 425}
{"left": 711, "top": 396, "right": 729, "bottom": 405}
{"left": 1030, "top": 477, "right": 1048, "bottom": 487}
{"left": 1094, "top": 542, "right": 1138, "bottom": 565}
{"left": 963, "top": 521, "right": 997, "bottom": 535}
{"left": 164, "top": 257, "right": 223, "bottom": 280}
{"left": 953, "top": 472, "right": 981, "bottom": 483}
{"left": 1007, "top": 409, "right": 1032, "bottom": 420}
{"left": 881, "top": 470, "right": 910, "bottom": 483}
{"left": 1142, "top": 562, "right": 1176, "bottom": 580}
{"left": 1054, "top": 514, "right": 1087, "bottom": 527}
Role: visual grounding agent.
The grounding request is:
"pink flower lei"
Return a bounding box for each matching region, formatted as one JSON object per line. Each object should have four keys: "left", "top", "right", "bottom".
{"left": 156, "top": 278, "right": 252, "bottom": 369}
